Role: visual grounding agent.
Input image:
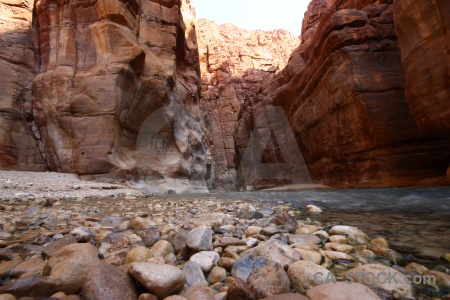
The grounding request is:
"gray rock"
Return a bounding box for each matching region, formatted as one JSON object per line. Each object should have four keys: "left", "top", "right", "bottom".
{"left": 231, "top": 254, "right": 267, "bottom": 282}
{"left": 241, "top": 239, "right": 302, "bottom": 266}
{"left": 288, "top": 234, "right": 321, "bottom": 245}
{"left": 186, "top": 226, "right": 212, "bottom": 251}
{"left": 189, "top": 251, "right": 220, "bottom": 272}
{"left": 183, "top": 261, "right": 208, "bottom": 286}
{"left": 82, "top": 264, "right": 137, "bottom": 300}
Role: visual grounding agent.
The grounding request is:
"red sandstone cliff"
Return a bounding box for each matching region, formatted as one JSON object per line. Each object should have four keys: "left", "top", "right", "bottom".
{"left": 235, "top": 0, "right": 450, "bottom": 189}
{"left": 196, "top": 19, "right": 299, "bottom": 190}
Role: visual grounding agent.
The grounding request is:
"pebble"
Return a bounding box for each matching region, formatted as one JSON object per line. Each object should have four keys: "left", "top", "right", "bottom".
{"left": 43, "top": 243, "right": 101, "bottom": 294}
{"left": 207, "top": 266, "right": 227, "bottom": 284}
{"left": 149, "top": 240, "right": 174, "bottom": 258}
{"left": 182, "top": 285, "right": 216, "bottom": 300}
{"left": 129, "top": 262, "right": 185, "bottom": 298}
{"left": 287, "top": 260, "right": 331, "bottom": 293}
{"left": 294, "top": 249, "right": 322, "bottom": 265}
{"left": 187, "top": 226, "right": 213, "bottom": 251}
{"left": 247, "top": 262, "right": 290, "bottom": 299}
{"left": 183, "top": 261, "right": 209, "bottom": 286}
{"left": 329, "top": 225, "right": 369, "bottom": 245}
{"left": 125, "top": 246, "right": 152, "bottom": 264}
{"left": 305, "top": 204, "right": 323, "bottom": 214}
{"left": 189, "top": 251, "right": 220, "bottom": 272}
{"left": 82, "top": 264, "right": 138, "bottom": 300}
{"left": 346, "top": 264, "right": 415, "bottom": 298}
{"left": 242, "top": 239, "right": 302, "bottom": 266}
{"left": 306, "top": 282, "right": 381, "bottom": 300}
{"left": 288, "top": 234, "right": 321, "bottom": 245}
{"left": 231, "top": 253, "right": 267, "bottom": 281}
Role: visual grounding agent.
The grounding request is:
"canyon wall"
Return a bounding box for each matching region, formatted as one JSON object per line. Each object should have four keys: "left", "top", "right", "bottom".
{"left": 0, "top": 0, "right": 48, "bottom": 171}
{"left": 1, "top": 0, "right": 210, "bottom": 193}
{"left": 196, "top": 19, "right": 299, "bottom": 190}
{"left": 235, "top": 0, "right": 450, "bottom": 189}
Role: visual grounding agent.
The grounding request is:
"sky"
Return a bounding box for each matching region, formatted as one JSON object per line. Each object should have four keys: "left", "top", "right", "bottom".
{"left": 190, "top": 0, "right": 310, "bottom": 36}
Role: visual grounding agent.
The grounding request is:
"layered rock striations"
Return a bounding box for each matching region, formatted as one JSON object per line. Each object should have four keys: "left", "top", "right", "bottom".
{"left": 1, "top": 0, "right": 210, "bottom": 193}
{"left": 196, "top": 19, "right": 299, "bottom": 190}
{"left": 236, "top": 0, "right": 450, "bottom": 189}
{"left": 0, "top": 0, "right": 48, "bottom": 171}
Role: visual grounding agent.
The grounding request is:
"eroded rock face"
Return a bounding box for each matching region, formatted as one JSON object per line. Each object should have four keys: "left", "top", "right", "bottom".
{"left": 393, "top": 0, "right": 450, "bottom": 135}
{"left": 235, "top": 0, "right": 450, "bottom": 189}
{"left": 29, "top": 0, "right": 208, "bottom": 192}
{"left": 0, "top": 0, "right": 48, "bottom": 171}
{"left": 196, "top": 19, "right": 299, "bottom": 190}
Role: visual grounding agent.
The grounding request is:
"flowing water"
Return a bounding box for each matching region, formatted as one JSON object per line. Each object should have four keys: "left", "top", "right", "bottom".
{"left": 163, "top": 187, "right": 450, "bottom": 257}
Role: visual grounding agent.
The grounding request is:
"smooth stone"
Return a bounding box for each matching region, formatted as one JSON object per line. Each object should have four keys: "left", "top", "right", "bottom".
{"left": 0, "top": 260, "right": 23, "bottom": 278}
{"left": 138, "top": 230, "right": 161, "bottom": 248}
{"left": 207, "top": 266, "right": 227, "bottom": 284}
{"left": 288, "top": 234, "right": 321, "bottom": 245}
{"left": 173, "top": 230, "right": 189, "bottom": 253}
{"left": 149, "top": 240, "right": 174, "bottom": 258}
{"left": 328, "top": 235, "right": 350, "bottom": 244}
{"left": 190, "top": 251, "right": 220, "bottom": 272}
{"left": 368, "top": 244, "right": 404, "bottom": 265}
{"left": 287, "top": 260, "right": 331, "bottom": 293}
{"left": 260, "top": 226, "right": 280, "bottom": 236}
{"left": 346, "top": 264, "right": 415, "bottom": 298}
{"left": 319, "top": 250, "right": 355, "bottom": 261}
{"left": 42, "top": 235, "right": 77, "bottom": 259}
{"left": 261, "top": 293, "right": 311, "bottom": 300}
{"left": 305, "top": 205, "right": 323, "bottom": 214}
{"left": 312, "top": 230, "right": 329, "bottom": 240}
{"left": 360, "top": 249, "right": 376, "bottom": 258}
{"left": 125, "top": 246, "right": 152, "bottom": 264}
{"left": 0, "top": 276, "right": 56, "bottom": 298}
{"left": 218, "top": 257, "right": 236, "bottom": 271}
{"left": 51, "top": 291, "right": 67, "bottom": 298}
{"left": 0, "top": 294, "right": 17, "bottom": 300}
{"left": 129, "top": 262, "right": 185, "bottom": 299}
{"left": 70, "top": 227, "right": 95, "bottom": 243}
{"left": 293, "top": 243, "right": 319, "bottom": 251}
{"left": 294, "top": 249, "right": 322, "bottom": 265}
{"left": 82, "top": 264, "right": 137, "bottom": 300}
{"left": 231, "top": 254, "right": 267, "bottom": 282}
{"left": 241, "top": 239, "right": 302, "bottom": 266}
{"left": 213, "top": 237, "right": 246, "bottom": 248}
{"left": 247, "top": 262, "right": 290, "bottom": 299}
{"left": 183, "top": 261, "right": 208, "bottom": 287}
{"left": 329, "top": 226, "right": 369, "bottom": 245}
{"left": 10, "top": 256, "right": 45, "bottom": 278}
{"left": 43, "top": 243, "right": 101, "bottom": 295}
{"left": 225, "top": 277, "right": 254, "bottom": 300}
{"left": 405, "top": 262, "right": 428, "bottom": 275}
{"left": 245, "top": 226, "right": 261, "bottom": 237}
{"left": 186, "top": 227, "right": 213, "bottom": 251}
{"left": 130, "top": 217, "right": 155, "bottom": 229}
{"left": 425, "top": 270, "right": 450, "bottom": 291}
{"left": 182, "top": 285, "right": 216, "bottom": 300}
{"left": 138, "top": 293, "right": 158, "bottom": 300}
{"left": 306, "top": 282, "right": 381, "bottom": 300}
{"left": 370, "top": 237, "right": 389, "bottom": 248}
{"left": 323, "top": 243, "right": 354, "bottom": 254}
{"left": 163, "top": 296, "right": 189, "bottom": 300}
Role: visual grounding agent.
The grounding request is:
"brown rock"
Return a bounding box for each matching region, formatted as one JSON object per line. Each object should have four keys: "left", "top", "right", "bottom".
{"left": 235, "top": 0, "right": 450, "bottom": 189}
{"left": 42, "top": 235, "right": 78, "bottom": 259}
{"left": 125, "top": 246, "right": 153, "bottom": 264}
{"left": 82, "top": 264, "right": 138, "bottom": 300}
{"left": 43, "top": 243, "right": 101, "bottom": 294}
{"left": 137, "top": 294, "right": 158, "bottom": 300}
{"left": 0, "top": 260, "right": 23, "bottom": 279}
{"left": 0, "top": 294, "right": 17, "bottom": 300}
{"left": 225, "top": 277, "right": 255, "bottom": 300}
{"left": 0, "top": 276, "right": 56, "bottom": 298}
{"left": 261, "top": 294, "right": 311, "bottom": 300}
{"left": 181, "top": 285, "right": 217, "bottom": 300}
{"left": 128, "top": 262, "right": 185, "bottom": 299}
{"left": 247, "top": 262, "right": 290, "bottom": 299}
{"left": 10, "top": 256, "right": 45, "bottom": 278}
{"left": 306, "top": 282, "right": 381, "bottom": 300}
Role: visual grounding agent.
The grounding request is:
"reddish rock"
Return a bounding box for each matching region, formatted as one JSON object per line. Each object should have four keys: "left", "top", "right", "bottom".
{"left": 197, "top": 19, "right": 299, "bottom": 190}
{"left": 235, "top": 0, "right": 450, "bottom": 189}
{"left": 0, "top": 0, "right": 48, "bottom": 171}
